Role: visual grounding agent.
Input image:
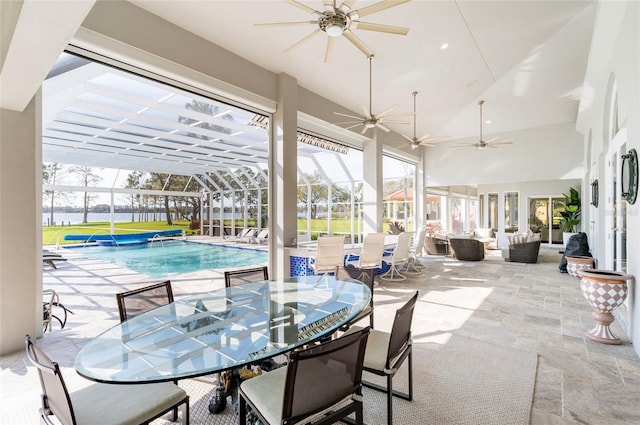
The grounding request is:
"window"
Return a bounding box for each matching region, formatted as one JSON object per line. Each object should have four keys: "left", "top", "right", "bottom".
{"left": 488, "top": 193, "right": 498, "bottom": 231}
{"left": 504, "top": 192, "right": 519, "bottom": 233}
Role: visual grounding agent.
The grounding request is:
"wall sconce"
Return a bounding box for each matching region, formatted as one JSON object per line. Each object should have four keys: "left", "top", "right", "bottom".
{"left": 621, "top": 148, "right": 638, "bottom": 204}
{"left": 590, "top": 179, "right": 598, "bottom": 208}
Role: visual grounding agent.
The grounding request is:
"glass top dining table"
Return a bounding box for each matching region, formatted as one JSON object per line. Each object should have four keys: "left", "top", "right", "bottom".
{"left": 74, "top": 276, "right": 371, "bottom": 384}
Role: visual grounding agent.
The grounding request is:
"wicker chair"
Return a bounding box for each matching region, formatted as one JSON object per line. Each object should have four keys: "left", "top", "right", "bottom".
{"left": 448, "top": 238, "right": 485, "bottom": 261}
{"left": 505, "top": 240, "right": 541, "bottom": 263}
{"left": 424, "top": 236, "right": 448, "bottom": 255}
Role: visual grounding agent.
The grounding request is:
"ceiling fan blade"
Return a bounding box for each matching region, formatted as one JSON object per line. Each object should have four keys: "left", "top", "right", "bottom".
{"left": 284, "top": 0, "right": 319, "bottom": 15}
{"left": 360, "top": 125, "right": 370, "bottom": 134}
{"left": 485, "top": 136, "right": 500, "bottom": 143}
{"left": 343, "top": 123, "right": 365, "bottom": 131}
{"left": 376, "top": 104, "right": 399, "bottom": 118}
{"left": 355, "top": 0, "right": 410, "bottom": 18}
{"left": 343, "top": 29, "right": 374, "bottom": 57}
{"left": 381, "top": 111, "right": 414, "bottom": 119}
{"left": 324, "top": 36, "right": 336, "bottom": 62}
{"left": 361, "top": 105, "right": 372, "bottom": 119}
{"left": 338, "top": 0, "right": 357, "bottom": 14}
{"left": 333, "top": 120, "right": 366, "bottom": 125}
{"left": 420, "top": 135, "right": 448, "bottom": 142}
{"left": 382, "top": 120, "right": 411, "bottom": 125}
{"left": 334, "top": 112, "right": 365, "bottom": 120}
{"left": 322, "top": 0, "right": 335, "bottom": 12}
{"left": 255, "top": 21, "right": 317, "bottom": 27}
{"left": 492, "top": 139, "right": 514, "bottom": 144}
{"left": 283, "top": 29, "right": 322, "bottom": 53}
{"left": 376, "top": 122, "right": 391, "bottom": 132}
{"left": 353, "top": 21, "right": 409, "bottom": 35}
{"left": 401, "top": 134, "right": 414, "bottom": 142}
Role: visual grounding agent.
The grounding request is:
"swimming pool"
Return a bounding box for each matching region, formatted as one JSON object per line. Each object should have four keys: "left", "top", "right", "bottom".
{"left": 66, "top": 240, "right": 268, "bottom": 278}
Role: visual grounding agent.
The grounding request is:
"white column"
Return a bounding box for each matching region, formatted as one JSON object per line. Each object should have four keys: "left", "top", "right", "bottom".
{"left": 270, "top": 73, "right": 298, "bottom": 277}
{"left": 0, "top": 94, "right": 41, "bottom": 355}
{"left": 362, "top": 129, "right": 383, "bottom": 233}
{"left": 415, "top": 152, "right": 425, "bottom": 228}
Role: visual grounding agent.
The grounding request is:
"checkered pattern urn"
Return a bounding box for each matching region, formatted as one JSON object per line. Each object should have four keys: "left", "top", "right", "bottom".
{"left": 580, "top": 279, "right": 628, "bottom": 311}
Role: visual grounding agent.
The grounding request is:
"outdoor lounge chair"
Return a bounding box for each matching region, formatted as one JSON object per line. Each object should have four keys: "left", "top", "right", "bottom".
{"left": 43, "top": 253, "right": 67, "bottom": 269}
{"left": 252, "top": 228, "right": 269, "bottom": 244}
{"left": 233, "top": 228, "right": 257, "bottom": 244}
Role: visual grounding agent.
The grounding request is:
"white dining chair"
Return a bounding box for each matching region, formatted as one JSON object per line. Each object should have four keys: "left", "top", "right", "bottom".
{"left": 309, "top": 235, "right": 345, "bottom": 276}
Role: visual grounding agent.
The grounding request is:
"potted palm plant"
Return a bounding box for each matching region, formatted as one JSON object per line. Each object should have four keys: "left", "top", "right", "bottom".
{"left": 560, "top": 187, "right": 581, "bottom": 246}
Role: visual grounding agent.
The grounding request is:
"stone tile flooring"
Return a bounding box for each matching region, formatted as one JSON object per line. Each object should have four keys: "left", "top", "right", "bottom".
{"left": 2, "top": 240, "right": 639, "bottom": 424}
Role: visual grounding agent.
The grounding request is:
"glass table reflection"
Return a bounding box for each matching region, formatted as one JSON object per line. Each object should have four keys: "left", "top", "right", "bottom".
{"left": 74, "top": 276, "right": 371, "bottom": 384}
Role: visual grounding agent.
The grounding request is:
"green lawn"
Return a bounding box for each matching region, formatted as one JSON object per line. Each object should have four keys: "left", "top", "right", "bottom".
{"left": 43, "top": 221, "right": 192, "bottom": 245}
{"left": 44, "top": 218, "right": 400, "bottom": 245}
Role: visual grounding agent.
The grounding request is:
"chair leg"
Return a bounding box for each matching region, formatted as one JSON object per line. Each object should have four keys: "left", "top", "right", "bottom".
{"left": 387, "top": 374, "right": 393, "bottom": 425}
{"left": 407, "top": 349, "right": 413, "bottom": 401}
{"left": 172, "top": 379, "right": 179, "bottom": 421}
{"left": 239, "top": 393, "right": 247, "bottom": 425}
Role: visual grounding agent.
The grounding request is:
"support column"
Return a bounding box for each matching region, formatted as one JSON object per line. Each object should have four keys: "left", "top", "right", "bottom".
{"left": 0, "top": 94, "right": 41, "bottom": 355}
{"left": 415, "top": 151, "right": 426, "bottom": 228}
{"left": 270, "top": 73, "right": 298, "bottom": 277}
{"left": 362, "top": 130, "right": 383, "bottom": 233}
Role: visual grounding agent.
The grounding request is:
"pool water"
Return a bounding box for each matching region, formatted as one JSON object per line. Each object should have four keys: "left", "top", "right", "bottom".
{"left": 67, "top": 240, "right": 268, "bottom": 278}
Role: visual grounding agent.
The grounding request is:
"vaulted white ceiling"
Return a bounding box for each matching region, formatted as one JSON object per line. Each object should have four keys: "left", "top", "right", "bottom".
{"left": 128, "top": 0, "right": 596, "bottom": 147}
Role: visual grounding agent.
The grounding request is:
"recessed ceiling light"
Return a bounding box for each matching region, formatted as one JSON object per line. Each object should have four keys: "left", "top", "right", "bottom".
{"left": 440, "top": 43, "right": 449, "bottom": 50}
{"left": 485, "top": 120, "right": 492, "bottom": 124}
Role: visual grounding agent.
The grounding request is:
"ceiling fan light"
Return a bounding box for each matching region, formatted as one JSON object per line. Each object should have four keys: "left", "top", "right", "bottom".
{"left": 364, "top": 121, "right": 376, "bottom": 129}
{"left": 325, "top": 23, "right": 344, "bottom": 37}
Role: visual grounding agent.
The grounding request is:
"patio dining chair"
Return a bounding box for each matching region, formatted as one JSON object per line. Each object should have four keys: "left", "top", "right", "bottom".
{"left": 224, "top": 265, "right": 269, "bottom": 288}
{"left": 309, "top": 235, "right": 345, "bottom": 276}
{"left": 115, "top": 280, "right": 182, "bottom": 420}
{"left": 346, "top": 291, "right": 418, "bottom": 425}
{"left": 379, "top": 232, "right": 413, "bottom": 281}
{"left": 115, "top": 280, "right": 174, "bottom": 323}
{"left": 405, "top": 227, "right": 427, "bottom": 274}
{"left": 239, "top": 327, "right": 370, "bottom": 425}
{"left": 25, "top": 335, "right": 189, "bottom": 425}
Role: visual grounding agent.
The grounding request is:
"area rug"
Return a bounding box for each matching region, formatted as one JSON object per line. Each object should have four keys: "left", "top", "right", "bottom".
{"left": 161, "top": 336, "right": 538, "bottom": 425}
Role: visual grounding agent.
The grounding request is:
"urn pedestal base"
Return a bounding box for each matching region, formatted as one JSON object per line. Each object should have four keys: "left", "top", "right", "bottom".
{"left": 579, "top": 269, "right": 632, "bottom": 345}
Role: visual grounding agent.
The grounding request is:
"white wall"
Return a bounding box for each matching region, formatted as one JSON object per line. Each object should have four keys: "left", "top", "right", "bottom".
{"left": 425, "top": 122, "right": 584, "bottom": 186}
{"left": 576, "top": 1, "right": 640, "bottom": 351}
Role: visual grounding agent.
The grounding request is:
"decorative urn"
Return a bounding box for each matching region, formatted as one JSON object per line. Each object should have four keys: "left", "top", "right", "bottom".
{"left": 565, "top": 255, "right": 594, "bottom": 278}
{"left": 578, "top": 269, "right": 632, "bottom": 344}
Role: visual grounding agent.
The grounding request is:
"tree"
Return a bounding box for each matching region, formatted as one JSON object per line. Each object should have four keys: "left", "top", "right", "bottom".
{"left": 68, "top": 165, "right": 102, "bottom": 223}
{"left": 42, "top": 163, "right": 72, "bottom": 225}
{"left": 296, "top": 172, "right": 351, "bottom": 219}
{"left": 125, "top": 171, "right": 144, "bottom": 222}
{"left": 148, "top": 173, "right": 173, "bottom": 225}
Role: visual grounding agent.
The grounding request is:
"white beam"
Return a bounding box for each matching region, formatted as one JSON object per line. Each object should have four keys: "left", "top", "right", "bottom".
{"left": 0, "top": 0, "right": 95, "bottom": 111}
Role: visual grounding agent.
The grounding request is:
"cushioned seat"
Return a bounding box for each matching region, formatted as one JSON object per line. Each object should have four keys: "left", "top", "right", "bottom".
{"left": 448, "top": 238, "right": 485, "bottom": 261}
{"left": 25, "top": 335, "right": 189, "bottom": 425}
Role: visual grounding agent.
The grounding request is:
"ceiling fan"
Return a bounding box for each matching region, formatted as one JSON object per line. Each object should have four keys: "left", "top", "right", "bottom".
{"left": 333, "top": 56, "right": 413, "bottom": 134}
{"left": 402, "top": 91, "right": 448, "bottom": 149}
{"left": 255, "top": 0, "right": 410, "bottom": 62}
{"left": 455, "top": 100, "right": 514, "bottom": 150}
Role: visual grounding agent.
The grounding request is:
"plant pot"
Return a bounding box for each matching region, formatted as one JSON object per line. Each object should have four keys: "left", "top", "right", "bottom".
{"left": 565, "top": 255, "right": 594, "bottom": 278}
{"left": 578, "top": 269, "right": 632, "bottom": 344}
